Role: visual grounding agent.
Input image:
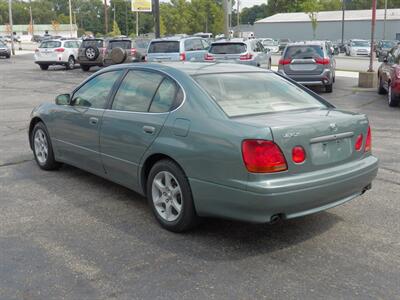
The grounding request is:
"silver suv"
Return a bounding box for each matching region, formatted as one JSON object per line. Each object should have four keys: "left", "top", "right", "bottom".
{"left": 278, "top": 41, "right": 336, "bottom": 93}
{"left": 205, "top": 38, "right": 271, "bottom": 68}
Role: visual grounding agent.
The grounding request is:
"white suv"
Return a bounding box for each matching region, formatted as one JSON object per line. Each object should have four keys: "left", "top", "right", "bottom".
{"left": 34, "top": 39, "right": 81, "bottom": 70}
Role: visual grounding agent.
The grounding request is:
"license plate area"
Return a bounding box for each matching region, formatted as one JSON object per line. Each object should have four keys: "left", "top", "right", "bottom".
{"left": 310, "top": 137, "right": 352, "bottom": 165}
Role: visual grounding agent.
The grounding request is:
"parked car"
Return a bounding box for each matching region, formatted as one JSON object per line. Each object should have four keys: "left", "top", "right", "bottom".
{"left": 278, "top": 38, "right": 291, "bottom": 53}
{"left": 34, "top": 39, "right": 81, "bottom": 70}
{"left": 77, "top": 38, "right": 105, "bottom": 71}
{"left": 204, "top": 38, "right": 271, "bottom": 69}
{"left": 103, "top": 37, "right": 135, "bottom": 67}
{"left": 132, "top": 38, "right": 151, "bottom": 62}
{"left": 28, "top": 62, "right": 378, "bottom": 232}
{"left": 261, "top": 38, "right": 279, "bottom": 53}
{"left": 0, "top": 40, "right": 11, "bottom": 58}
{"left": 345, "top": 39, "right": 371, "bottom": 57}
{"left": 377, "top": 45, "right": 400, "bottom": 107}
{"left": 278, "top": 41, "right": 336, "bottom": 92}
{"left": 376, "top": 40, "right": 398, "bottom": 58}
{"left": 146, "top": 36, "right": 209, "bottom": 62}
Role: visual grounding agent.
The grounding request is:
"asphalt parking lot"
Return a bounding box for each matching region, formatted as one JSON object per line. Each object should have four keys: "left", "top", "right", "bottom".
{"left": 1, "top": 55, "right": 400, "bottom": 300}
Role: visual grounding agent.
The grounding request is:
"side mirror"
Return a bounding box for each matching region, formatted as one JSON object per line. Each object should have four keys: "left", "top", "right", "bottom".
{"left": 55, "top": 93, "right": 70, "bottom": 105}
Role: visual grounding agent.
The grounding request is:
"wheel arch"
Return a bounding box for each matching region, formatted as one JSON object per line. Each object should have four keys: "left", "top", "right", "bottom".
{"left": 140, "top": 153, "right": 187, "bottom": 196}
{"left": 29, "top": 117, "right": 44, "bottom": 150}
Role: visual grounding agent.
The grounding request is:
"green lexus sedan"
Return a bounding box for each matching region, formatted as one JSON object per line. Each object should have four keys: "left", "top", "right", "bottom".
{"left": 28, "top": 62, "right": 378, "bottom": 232}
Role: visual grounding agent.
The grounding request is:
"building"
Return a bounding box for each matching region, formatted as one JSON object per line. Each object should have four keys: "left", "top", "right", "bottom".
{"left": 0, "top": 24, "right": 78, "bottom": 41}
{"left": 254, "top": 9, "right": 400, "bottom": 41}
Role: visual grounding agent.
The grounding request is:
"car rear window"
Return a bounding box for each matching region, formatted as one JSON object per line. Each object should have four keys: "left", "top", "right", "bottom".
{"left": 351, "top": 41, "right": 370, "bottom": 47}
{"left": 209, "top": 43, "right": 247, "bottom": 54}
{"left": 148, "top": 41, "right": 180, "bottom": 53}
{"left": 193, "top": 72, "right": 326, "bottom": 117}
{"left": 82, "top": 40, "right": 103, "bottom": 47}
{"left": 39, "top": 41, "right": 61, "bottom": 48}
{"left": 109, "top": 40, "right": 131, "bottom": 49}
{"left": 284, "top": 45, "right": 324, "bottom": 59}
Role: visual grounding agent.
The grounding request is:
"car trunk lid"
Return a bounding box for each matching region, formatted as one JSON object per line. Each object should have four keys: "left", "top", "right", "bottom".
{"left": 283, "top": 45, "right": 326, "bottom": 75}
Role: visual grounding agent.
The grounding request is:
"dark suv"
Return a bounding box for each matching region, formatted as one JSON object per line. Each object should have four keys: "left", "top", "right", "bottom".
{"left": 377, "top": 45, "right": 400, "bottom": 107}
{"left": 278, "top": 41, "right": 336, "bottom": 93}
{"left": 77, "top": 38, "right": 105, "bottom": 71}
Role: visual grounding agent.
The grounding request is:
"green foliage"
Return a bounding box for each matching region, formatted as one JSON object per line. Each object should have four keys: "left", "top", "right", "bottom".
{"left": 109, "top": 20, "right": 121, "bottom": 36}
{"left": 301, "top": 0, "right": 322, "bottom": 39}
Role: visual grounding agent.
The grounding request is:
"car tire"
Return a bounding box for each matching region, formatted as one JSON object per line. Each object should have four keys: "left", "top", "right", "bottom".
{"left": 80, "top": 65, "right": 90, "bottom": 72}
{"left": 31, "top": 122, "right": 62, "bottom": 171}
{"left": 66, "top": 56, "right": 75, "bottom": 70}
{"left": 388, "top": 85, "right": 399, "bottom": 107}
{"left": 85, "top": 46, "right": 99, "bottom": 61}
{"left": 39, "top": 64, "right": 49, "bottom": 70}
{"left": 268, "top": 58, "right": 271, "bottom": 69}
{"left": 147, "top": 159, "right": 199, "bottom": 232}
{"left": 110, "top": 47, "right": 126, "bottom": 64}
{"left": 6, "top": 54, "right": 10, "bottom": 59}
{"left": 325, "top": 83, "right": 333, "bottom": 93}
{"left": 378, "top": 76, "right": 387, "bottom": 95}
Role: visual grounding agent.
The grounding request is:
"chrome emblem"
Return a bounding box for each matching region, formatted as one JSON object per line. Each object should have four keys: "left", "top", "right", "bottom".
{"left": 329, "top": 123, "right": 338, "bottom": 132}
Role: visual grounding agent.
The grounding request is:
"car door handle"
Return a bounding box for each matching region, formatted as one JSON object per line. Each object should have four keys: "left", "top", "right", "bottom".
{"left": 143, "top": 125, "right": 155, "bottom": 134}
{"left": 89, "top": 117, "right": 98, "bottom": 125}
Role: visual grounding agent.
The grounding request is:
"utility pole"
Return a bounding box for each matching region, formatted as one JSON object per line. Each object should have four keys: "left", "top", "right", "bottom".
{"left": 125, "top": 0, "right": 128, "bottom": 36}
{"left": 383, "top": 0, "right": 387, "bottom": 40}
{"left": 237, "top": 0, "right": 240, "bottom": 37}
{"left": 222, "top": 0, "right": 229, "bottom": 37}
{"left": 104, "top": 0, "right": 108, "bottom": 34}
{"left": 368, "top": 0, "right": 377, "bottom": 72}
{"left": 136, "top": 12, "right": 139, "bottom": 37}
{"left": 113, "top": 4, "right": 116, "bottom": 24}
{"left": 69, "top": 0, "right": 73, "bottom": 37}
{"left": 29, "top": 5, "right": 34, "bottom": 36}
{"left": 341, "top": 0, "right": 345, "bottom": 46}
{"left": 8, "top": 0, "right": 15, "bottom": 55}
{"left": 153, "top": 0, "right": 160, "bottom": 38}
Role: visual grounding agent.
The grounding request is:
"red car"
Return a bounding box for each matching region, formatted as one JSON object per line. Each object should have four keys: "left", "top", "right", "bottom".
{"left": 377, "top": 45, "right": 400, "bottom": 107}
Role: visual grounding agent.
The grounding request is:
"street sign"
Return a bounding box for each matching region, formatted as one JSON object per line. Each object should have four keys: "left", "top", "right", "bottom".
{"left": 131, "top": 0, "right": 152, "bottom": 12}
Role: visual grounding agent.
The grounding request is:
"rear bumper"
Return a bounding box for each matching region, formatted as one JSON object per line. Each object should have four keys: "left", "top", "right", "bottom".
{"left": 34, "top": 60, "right": 67, "bottom": 65}
{"left": 278, "top": 69, "right": 333, "bottom": 86}
{"left": 190, "top": 155, "right": 378, "bottom": 223}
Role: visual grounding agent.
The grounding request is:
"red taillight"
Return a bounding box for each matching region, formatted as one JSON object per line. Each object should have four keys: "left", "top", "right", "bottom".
{"left": 100, "top": 47, "right": 106, "bottom": 55}
{"left": 242, "top": 140, "right": 287, "bottom": 173}
{"left": 179, "top": 52, "right": 186, "bottom": 61}
{"left": 365, "top": 126, "right": 372, "bottom": 152}
{"left": 278, "top": 58, "right": 291, "bottom": 65}
{"left": 292, "top": 146, "right": 306, "bottom": 164}
{"left": 144, "top": 55, "right": 147, "bottom": 62}
{"left": 315, "top": 57, "right": 330, "bottom": 65}
{"left": 131, "top": 48, "right": 137, "bottom": 55}
{"left": 54, "top": 48, "right": 65, "bottom": 53}
{"left": 355, "top": 134, "right": 363, "bottom": 151}
{"left": 240, "top": 53, "right": 253, "bottom": 61}
{"left": 204, "top": 53, "right": 215, "bottom": 61}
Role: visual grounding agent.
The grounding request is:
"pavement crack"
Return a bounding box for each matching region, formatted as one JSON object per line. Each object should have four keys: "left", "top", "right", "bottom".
{"left": 0, "top": 158, "right": 33, "bottom": 168}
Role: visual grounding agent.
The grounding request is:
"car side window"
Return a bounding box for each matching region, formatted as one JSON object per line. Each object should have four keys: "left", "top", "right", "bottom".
{"left": 112, "top": 70, "right": 164, "bottom": 112}
{"left": 73, "top": 71, "right": 122, "bottom": 108}
{"left": 149, "top": 77, "right": 179, "bottom": 113}
{"left": 201, "top": 39, "right": 209, "bottom": 50}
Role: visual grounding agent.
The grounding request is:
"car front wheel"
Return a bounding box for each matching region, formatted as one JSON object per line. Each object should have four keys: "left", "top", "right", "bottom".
{"left": 378, "top": 76, "right": 387, "bottom": 95}
{"left": 325, "top": 83, "right": 333, "bottom": 93}
{"left": 388, "top": 85, "right": 399, "bottom": 107}
{"left": 39, "top": 64, "right": 49, "bottom": 70}
{"left": 147, "top": 160, "right": 199, "bottom": 232}
{"left": 66, "top": 56, "right": 75, "bottom": 70}
{"left": 31, "top": 122, "right": 62, "bottom": 170}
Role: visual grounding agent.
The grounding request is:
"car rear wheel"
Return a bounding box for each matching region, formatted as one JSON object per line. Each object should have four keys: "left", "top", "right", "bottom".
{"left": 66, "top": 56, "right": 75, "bottom": 70}
{"left": 378, "top": 76, "right": 387, "bottom": 95}
{"left": 80, "top": 65, "right": 90, "bottom": 72}
{"left": 31, "top": 122, "right": 62, "bottom": 170}
{"left": 325, "top": 83, "right": 333, "bottom": 93}
{"left": 147, "top": 160, "right": 199, "bottom": 232}
{"left": 388, "top": 85, "right": 399, "bottom": 107}
{"left": 39, "top": 64, "right": 49, "bottom": 70}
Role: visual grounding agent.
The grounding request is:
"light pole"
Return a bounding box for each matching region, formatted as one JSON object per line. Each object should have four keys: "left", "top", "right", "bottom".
{"left": 368, "top": 0, "right": 377, "bottom": 72}
{"left": 222, "top": 0, "right": 229, "bottom": 37}
{"left": 104, "top": 0, "right": 109, "bottom": 34}
{"left": 383, "top": 0, "right": 387, "bottom": 40}
{"left": 237, "top": 0, "right": 240, "bottom": 37}
{"left": 8, "top": 0, "right": 15, "bottom": 55}
{"left": 69, "top": 0, "right": 73, "bottom": 37}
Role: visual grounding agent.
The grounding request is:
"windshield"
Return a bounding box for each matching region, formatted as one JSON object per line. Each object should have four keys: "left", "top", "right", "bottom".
{"left": 284, "top": 45, "right": 324, "bottom": 59}
{"left": 381, "top": 41, "right": 397, "bottom": 48}
{"left": 193, "top": 72, "right": 326, "bottom": 117}
{"left": 263, "top": 40, "right": 277, "bottom": 46}
{"left": 209, "top": 43, "right": 247, "bottom": 54}
{"left": 39, "top": 41, "right": 61, "bottom": 48}
{"left": 82, "top": 40, "right": 103, "bottom": 47}
{"left": 351, "top": 41, "right": 370, "bottom": 47}
{"left": 0, "top": 41, "right": 6, "bottom": 47}
{"left": 109, "top": 40, "right": 131, "bottom": 49}
{"left": 148, "top": 41, "right": 180, "bottom": 53}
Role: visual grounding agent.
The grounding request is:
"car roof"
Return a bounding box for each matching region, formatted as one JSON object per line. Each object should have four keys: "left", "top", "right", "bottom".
{"left": 287, "top": 41, "right": 326, "bottom": 46}
{"left": 104, "top": 62, "right": 270, "bottom": 76}
{"left": 150, "top": 36, "right": 203, "bottom": 42}
{"left": 211, "top": 38, "right": 249, "bottom": 44}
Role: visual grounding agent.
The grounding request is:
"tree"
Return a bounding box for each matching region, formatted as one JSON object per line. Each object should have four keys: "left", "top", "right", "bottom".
{"left": 301, "top": 0, "right": 322, "bottom": 39}
{"left": 51, "top": 20, "right": 60, "bottom": 34}
{"left": 109, "top": 20, "right": 121, "bottom": 36}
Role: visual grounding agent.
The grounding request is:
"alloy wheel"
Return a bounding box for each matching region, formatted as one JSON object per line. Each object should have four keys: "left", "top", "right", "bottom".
{"left": 34, "top": 129, "right": 48, "bottom": 165}
{"left": 151, "top": 171, "right": 183, "bottom": 222}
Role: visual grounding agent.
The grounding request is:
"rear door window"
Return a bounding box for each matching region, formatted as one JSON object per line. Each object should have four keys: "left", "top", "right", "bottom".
{"left": 149, "top": 78, "right": 179, "bottom": 113}
{"left": 82, "top": 40, "right": 103, "bottom": 48}
{"left": 111, "top": 70, "right": 164, "bottom": 112}
{"left": 148, "top": 41, "right": 180, "bottom": 53}
{"left": 209, "top": 43, "right": 247, "bottom": 54}
{"left": 109, "top": 40, "right": 131, "bottom": 49}
{"left": 285, "top": 45, "right": 324, "bottom": 59}
{"left": 39, "top": 41, "right": 61, "bottom": 48}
